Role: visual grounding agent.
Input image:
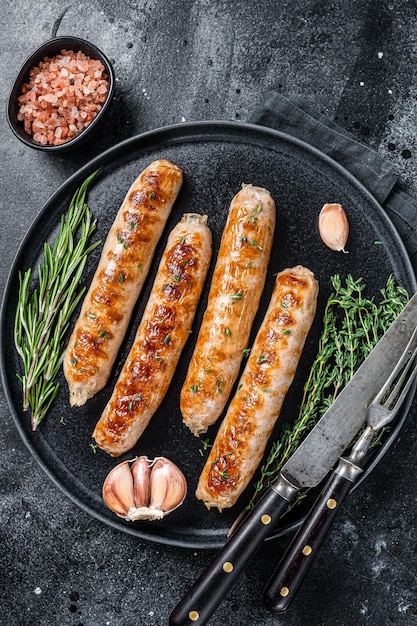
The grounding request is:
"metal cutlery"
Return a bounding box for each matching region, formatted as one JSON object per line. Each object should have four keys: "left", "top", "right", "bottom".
{"left": 263, "top": 324, "right": 417, "bottom": 613}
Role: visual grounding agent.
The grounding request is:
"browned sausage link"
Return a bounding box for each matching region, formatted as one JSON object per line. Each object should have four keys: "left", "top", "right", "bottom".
{"left": 63, "top": 159, "right": 183, "bottom": 407}
{"left": 196, "top": 265, "right": 318, "bottom": 510}
{"left": 92, "top": 213, "right": 212, "bottom": 457}
{"left": 180, "top": 184, "right": 276, "bottom": 436}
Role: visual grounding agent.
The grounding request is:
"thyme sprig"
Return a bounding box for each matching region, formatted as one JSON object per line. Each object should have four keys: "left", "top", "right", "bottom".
{"left": 14, "top": 171, "right": 101, "bottom": 430}
{"left": 245, "top": 274, "right": 409, "bottom": 510}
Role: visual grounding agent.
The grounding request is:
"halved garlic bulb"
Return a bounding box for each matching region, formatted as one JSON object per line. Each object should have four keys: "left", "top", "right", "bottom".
{"left": 318, "top": 203, "right": 349, "bottom": 252}
{"left": 103, "top": 456, "right": 187, "bottom": 521}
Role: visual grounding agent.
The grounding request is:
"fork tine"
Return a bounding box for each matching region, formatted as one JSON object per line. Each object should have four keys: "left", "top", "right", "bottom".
{"left": 376, "top": 326, "right": 417, "bottom": 411}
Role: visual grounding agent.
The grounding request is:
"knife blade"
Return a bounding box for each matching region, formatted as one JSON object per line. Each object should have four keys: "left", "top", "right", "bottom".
{"left": 169, "top": 292, "right": 417, "bottom": 626}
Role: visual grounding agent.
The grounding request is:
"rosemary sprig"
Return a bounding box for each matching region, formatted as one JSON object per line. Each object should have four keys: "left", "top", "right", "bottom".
{"left": 245, "top": 274, "right": 409, "bottom": 510}
{"left": 14, "top": 171, "right": 101, "bottom": 430}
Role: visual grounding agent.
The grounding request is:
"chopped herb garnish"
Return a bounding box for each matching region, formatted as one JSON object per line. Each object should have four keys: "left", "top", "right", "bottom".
{"left": 138, "top": 264, "right": 143, "bottom": 272}
{"left": 99, "top": 331, "right": 111, "bottom": 339}
{"left": 247, "top": 261, "right": 253, "bottom": 268}
{"left": 249, "top": 238, "right": 263, "bottom": 250}
{"left": 249, "top": 204, "right": 262, "bottom": 223}
{"left": 89, "top": 443, "right": 98, "bottom": 454}
{"left": 230, "top": 290, "right": 243, "bottom": 301}
{"left": 71, "top": 357, "right": 77, "bottom": 366}
{"left": 164, "top": 333, "right": 171, "bottom": 344}
{"left": 172, "top": 274, "right": 181, "bottom": 283}
{"left": 282, "top": 329, "right": 292, "bottom": 335}
{"left": 129, "top": 221, "right": 137, "bottom": 230}
{"left": 149, "top": 192, "right": 155, "bottom": 200}
{"left": 242, "top": 348, "right": 250, "bottom": 357}
{"left": 190, "top": 384, "right": 199, "bottom": 392}
{"left": 257, "top": 355, "right": 267, "bottom": 363}
{"left": 118, "top": 274, "right": 124, "bottom": 283}
{"left": 86, "top": 312, "right": 97, "bottom": 319}
{"left": 220, "top": 470, "right": 230, "bottom": 479}
{"left": 225, "top": 327, "right": 231, "bottom": 337}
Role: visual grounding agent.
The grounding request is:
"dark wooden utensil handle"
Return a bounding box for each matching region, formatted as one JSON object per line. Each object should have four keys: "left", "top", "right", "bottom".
{"left": 263, "top": 459, "right": 361, "bottom": 613}
{"left": 169, "top": 483, "right": 296, "bottom": 626}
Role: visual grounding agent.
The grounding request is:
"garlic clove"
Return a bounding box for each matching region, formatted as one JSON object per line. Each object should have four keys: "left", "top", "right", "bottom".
{"left": 149, "top": 457, "right": 187, "bottom": 514}
{"left": 102, "top": 461, "right": 135, "bottom": 518}
{"left": 318, "top": 203, "right": 349, "bottom": 252}
{"left": 148, "top": 458, "right": 171, "bottom": 511}
{"left": 102, "top": 455, "right": 187, "bottom": 522}
{"left": 131, "top": 456, "right": 151, "bottom": 508}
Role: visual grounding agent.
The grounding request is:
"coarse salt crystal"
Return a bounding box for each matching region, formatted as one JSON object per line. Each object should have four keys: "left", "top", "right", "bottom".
{"left": 43, "top": 93, "right": 58, "bottom": 103}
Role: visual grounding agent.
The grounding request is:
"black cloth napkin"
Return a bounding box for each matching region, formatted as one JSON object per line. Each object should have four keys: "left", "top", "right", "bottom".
{"left": 249, "top": 91, "right": 417, "bottom": 275}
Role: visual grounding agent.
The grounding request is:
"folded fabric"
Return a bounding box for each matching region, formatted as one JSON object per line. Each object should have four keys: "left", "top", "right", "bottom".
{"left": 249, "top": 91, "right": 417, "bottom": 274}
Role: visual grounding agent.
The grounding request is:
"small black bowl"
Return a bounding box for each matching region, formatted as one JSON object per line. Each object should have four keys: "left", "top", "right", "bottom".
{"left": 7, "top": 36, "right": 115, "bottom": 153}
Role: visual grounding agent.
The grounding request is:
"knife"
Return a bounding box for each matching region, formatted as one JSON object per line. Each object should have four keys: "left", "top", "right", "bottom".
{"left": 169, "top": 292, "right": 417, "bottom": 626}
{"left": 263, "top": 322, "right": 417, "bottom": 613}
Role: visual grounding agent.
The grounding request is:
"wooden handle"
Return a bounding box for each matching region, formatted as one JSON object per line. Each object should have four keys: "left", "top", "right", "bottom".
{"left": 263, "top": 458, "right": 361, "bottom": 613}
{"left": 169, "top": 480, "right": 297, "bottom": 626}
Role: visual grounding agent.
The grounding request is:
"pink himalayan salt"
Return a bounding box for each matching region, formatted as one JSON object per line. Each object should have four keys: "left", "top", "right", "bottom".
{"left": 17, "top": 49, "right": 109, "bottom": 146}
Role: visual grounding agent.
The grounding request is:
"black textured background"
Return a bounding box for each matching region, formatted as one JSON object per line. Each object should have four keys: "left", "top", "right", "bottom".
{"left": 2, "top": 1, "right": 417, "bottom": 625}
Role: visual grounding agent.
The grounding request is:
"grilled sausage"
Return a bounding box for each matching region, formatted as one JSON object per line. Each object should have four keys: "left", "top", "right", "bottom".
{"left": 64, "top": 159, "right": 183, "bottom": 407}
{"left": 180, "top": 184, "right": 276, "bottom": 436}
{"left": 196, "top": 265, "right": 318, "bottom": 510}
{"left": 92, "top": 213, "right": 212, "bottom": 456}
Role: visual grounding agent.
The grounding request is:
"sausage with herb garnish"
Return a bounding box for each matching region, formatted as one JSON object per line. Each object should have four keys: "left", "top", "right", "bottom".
{"left": 196, "top": 265, "right": 318, "bottom": 510}
{"left": 63, "top": 159, "right": 183, "bottom": 407}
{"left": 180, "top": 184, "right": 276, "bottom": 436}
{"left": 92, "top": 213, "right": 212, "bottom": 457}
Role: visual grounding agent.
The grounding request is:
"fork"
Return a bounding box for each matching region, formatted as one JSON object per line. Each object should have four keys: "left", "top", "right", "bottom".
{"left": 263, "top": 326, "right": 417, "bottom": 613}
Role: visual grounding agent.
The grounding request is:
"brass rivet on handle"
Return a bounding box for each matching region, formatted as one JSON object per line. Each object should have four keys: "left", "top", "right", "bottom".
{"left": 223, "top": 561, "right": 234, "bottom": 573}
{"left": 302, "top": 545, "right": 312, "bottom": 556}
{"left": 280, "top": 586, "right": 290, "bottom": 597}
{"left": 327, "top": 499, "right": 337, "bottom": 509}
{"left": 261, "top": 514, "right": 272, "bottom": 525}
{"left": 189, "top": 610, "right": 200, "bottom": 621}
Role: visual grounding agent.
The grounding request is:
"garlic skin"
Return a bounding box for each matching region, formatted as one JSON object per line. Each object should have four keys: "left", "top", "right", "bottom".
{"left": 102, "top": 456, "right": 187, "bottom": 521}
{"left": 318, "top": 203, "right": 349, "bottom": 252}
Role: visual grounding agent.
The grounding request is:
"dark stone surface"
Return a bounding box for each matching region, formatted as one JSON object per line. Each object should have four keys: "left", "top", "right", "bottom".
{"left": 1, "top": 1, "right": 417, "bottom": 624}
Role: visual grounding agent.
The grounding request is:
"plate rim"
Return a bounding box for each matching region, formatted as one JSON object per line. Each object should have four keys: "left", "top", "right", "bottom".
{"left": 1, "top": 119, "right": 416, "bottom": 549}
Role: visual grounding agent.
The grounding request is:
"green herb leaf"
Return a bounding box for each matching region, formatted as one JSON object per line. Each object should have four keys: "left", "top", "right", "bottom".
{"left": 14, "top": 171, "right": 101, "bottom": 430}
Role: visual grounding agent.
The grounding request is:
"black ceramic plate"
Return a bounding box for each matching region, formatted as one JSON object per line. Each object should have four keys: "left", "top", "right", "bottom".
{"left": 1, "top": 121, "right": 416, "bottom": 549}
